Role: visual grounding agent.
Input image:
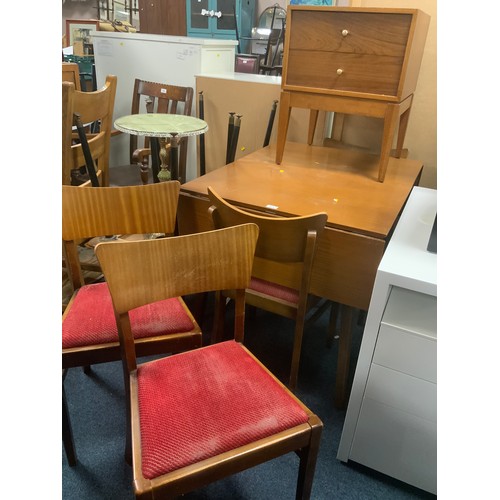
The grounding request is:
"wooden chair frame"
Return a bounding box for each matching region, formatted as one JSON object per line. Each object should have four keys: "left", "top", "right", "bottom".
{"left": 95, "top": 224, "right": 323, "bottom": 499}
{"left": 62, "top": 182, "right": 205, "bottom": 466}
{"left": 207, "top": 186, "right": 327, "bottom": 390}
{"left": 62, "top": 75, "right": 117, "bottom": 187}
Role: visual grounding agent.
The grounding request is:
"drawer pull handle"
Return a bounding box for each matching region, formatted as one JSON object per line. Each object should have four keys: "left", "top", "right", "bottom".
{"left": 342, "top": 29, "right": 349, "bottom": 36}
{"left": 336, "top": 68, "right": 343, "bottom": 75}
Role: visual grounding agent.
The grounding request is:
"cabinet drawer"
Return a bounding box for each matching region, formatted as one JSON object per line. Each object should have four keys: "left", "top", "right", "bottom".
{"left": 364, "top": 363, "right": 436, "bottom": 421}
{"left": 350, "top": 394, "right": 437, "bottom": 494}
{"left": 286, "top": 51, "right": 403, "bottom": 96}
{"left": 288, "top": 11, "right": 411, "bottom": 58}
{"left": 374, "top": 323, "right": 436, "bottom": 382}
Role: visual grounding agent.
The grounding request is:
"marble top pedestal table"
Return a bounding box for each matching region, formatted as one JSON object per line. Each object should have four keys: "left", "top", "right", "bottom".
{"left": 114, "top": 113, "right": 208, "bottom": 183}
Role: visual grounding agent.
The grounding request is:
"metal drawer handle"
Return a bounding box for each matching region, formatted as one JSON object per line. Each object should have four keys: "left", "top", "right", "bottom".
{"left": 342, "top": 29, "right": 349, "bottom": 37}
{"left": 336, "top": 68, "right": 343, "bottom": 75}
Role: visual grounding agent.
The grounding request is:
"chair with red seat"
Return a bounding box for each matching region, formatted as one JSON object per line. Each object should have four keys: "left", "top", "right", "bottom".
{"left": 62, "top": 182, "right": 202, "bottom": 464}
{"left": 207, "top": 186, "right": 327, "bottom": 390}
{"left": 95, "top": 223, "right": 323, "bottom": 499}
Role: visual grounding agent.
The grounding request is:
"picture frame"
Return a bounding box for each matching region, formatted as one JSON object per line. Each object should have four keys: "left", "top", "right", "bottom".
{"left": 65, "top": 19, "right": 100, "bottom": 47}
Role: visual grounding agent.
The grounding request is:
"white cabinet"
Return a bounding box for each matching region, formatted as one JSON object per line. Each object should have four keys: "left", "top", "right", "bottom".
{"left": 337, "top": 187, "right": 437, "bottom": 494}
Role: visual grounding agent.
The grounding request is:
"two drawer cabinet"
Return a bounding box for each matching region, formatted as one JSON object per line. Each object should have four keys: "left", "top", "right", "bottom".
{"left": 276, "top": 7, "right": 430, "bottom": 182}
{"left": 337, "top": 187, "right": 437, "bottom": 494}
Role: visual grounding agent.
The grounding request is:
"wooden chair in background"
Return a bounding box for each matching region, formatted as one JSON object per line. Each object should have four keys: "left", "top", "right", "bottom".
{"left": 62, "top": 182, "right": 203, "bottom": 465}
{"left": 207, "top": 187, "right": 327, "bottom": 390}
{"left": 109, "top": 79, "right": 194, "bottom": 186}
{"left": 62, "top": 62, "right": 81, "bottom": 90}
{"left": 95, "top": 223, "right": 323, "bottom": 499}
{"left": 62, "top": 75, "right": 117, "bottom": 187}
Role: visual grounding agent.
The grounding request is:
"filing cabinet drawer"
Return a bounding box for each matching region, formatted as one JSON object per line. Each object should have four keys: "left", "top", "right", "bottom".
{"left": 374, "top": 323, "right": 436, "bottom": 382}
{"left": 364, "top": 363, "right": 436, "bottom": 422}
{"left": 350, "top": 394, "right": 437, "bottom": 494}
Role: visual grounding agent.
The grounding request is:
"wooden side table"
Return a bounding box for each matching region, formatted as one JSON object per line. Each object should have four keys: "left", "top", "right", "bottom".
{"left": 276, "top": 6, "right": 430, "bottom": 182}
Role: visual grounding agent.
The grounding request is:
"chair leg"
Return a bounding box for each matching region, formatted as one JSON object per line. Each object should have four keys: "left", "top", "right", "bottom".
{"left": 295, "top": 415, "right": 323, "bottom": 500}
{"left": 327, "top": 301, "right": 340, "bottom": 348}
{"left": 289, "top": 318, "right": 307, "bottom": 391}
{"left": 211, "top": 291, "right": 226, "bottom": 344}
{"left": 62, "top": 378, "right": 77, "bottom": 466}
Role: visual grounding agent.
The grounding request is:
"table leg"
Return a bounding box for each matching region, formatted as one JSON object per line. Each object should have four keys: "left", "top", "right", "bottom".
{"left": 394, "top": 104, "right": 412, "bottom": 158}
{"left": 335, "top": 304, "right": 353, "bottom": 409}
{"left": 170, "top": 134, "right": 179, "bottom": 182}
{"left": 150, "top": 137, "right": 160, "bottom": 183}
{"left": 377, "top": 103, "right": 399, "bottom": 183}
{"left": 275, "top": 91, "right": 292, "bottom": 165}
{"left": 308, "top": 109, "right": 319, "bottom": 145}
{"left": 157, "top": 137, "right": 172, "bottom": 182}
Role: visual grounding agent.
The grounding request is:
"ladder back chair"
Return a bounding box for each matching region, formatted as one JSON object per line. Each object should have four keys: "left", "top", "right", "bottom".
{"left": 109, "top": 79, "right": 194, "bottom": 186}
{"left": 62, "top": 182, "right": 203, "bottom": 465}
{"left": 62, "top": 75, "right": 117, "bottom": 187}
{"left": 207, "top": 187, "right": 327, "bottom": 390}
{"left": 95, "top": 223, "right": 323, "bottom": 499}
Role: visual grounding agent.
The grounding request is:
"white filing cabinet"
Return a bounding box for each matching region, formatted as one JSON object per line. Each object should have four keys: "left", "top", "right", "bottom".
{"left": 337, "top": 187, "right": 437, "bottom": 494}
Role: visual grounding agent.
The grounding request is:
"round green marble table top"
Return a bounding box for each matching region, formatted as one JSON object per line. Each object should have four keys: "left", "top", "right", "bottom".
{"left": 114, "top": 113, "right": 208, "bottom": 137}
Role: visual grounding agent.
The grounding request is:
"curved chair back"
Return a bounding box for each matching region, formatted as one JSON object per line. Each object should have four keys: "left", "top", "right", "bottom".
{"left": 207, "top": 186, "right": 327, "bottom": 389}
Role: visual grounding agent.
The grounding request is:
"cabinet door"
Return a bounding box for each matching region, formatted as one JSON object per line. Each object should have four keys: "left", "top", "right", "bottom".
{"left": 214, "top": 0, "right": 238, "bottom": 36}
{"left": 188, "top": 0, "right": 212, "bottom": 35}
{"left": 139, "top": 0, "right": 186, "bottom": 36}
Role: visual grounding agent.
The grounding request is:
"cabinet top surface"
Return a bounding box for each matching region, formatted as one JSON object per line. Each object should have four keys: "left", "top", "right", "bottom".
{"left": 92, "top": 31, "right": 238, "bottom": 46}
{"left": 379, "top": 187, "right": 437, "bottom": 292}
{"left": 288, "top": 6, "right": 427, "bottom": 15}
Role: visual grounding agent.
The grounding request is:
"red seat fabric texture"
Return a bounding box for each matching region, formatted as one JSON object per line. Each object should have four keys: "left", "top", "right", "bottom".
{"left": 249, "top": 277, "right": 299, "bottom": 304}
{"left": 137, "top": 340, "right": 309, "bottom": 479}
{"left": 62, "top": 282, "right": 195, "bottom": 349}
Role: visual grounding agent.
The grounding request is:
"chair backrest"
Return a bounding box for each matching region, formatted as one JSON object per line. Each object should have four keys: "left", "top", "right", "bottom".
{"left": 235, "top": 54, "right": 260, "bottom": 74}
{"left": 128, "top": 79, "right": 194, "bottom": 179}
{"left": 62, "top": 181, "right": 180, "bottom": 291}
{"left": 62, "top": 62, "right": 81, "bottom": 90}
{"left": 62, "top": 75, "right": 117, "bottom": 186}
{"left": 207, "top": 187, "right": 327, "bottom": 291}
{"left": 95, "top": 223, "right": 259, "bottom": 371}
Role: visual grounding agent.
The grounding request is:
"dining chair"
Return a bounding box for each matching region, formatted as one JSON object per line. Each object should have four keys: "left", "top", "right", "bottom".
{"left": 62, "top": 75, "right": 117, "bottom": 187}
{"left": 62, "top": 182, "right": 203, "bottom": 464}
{"left": 259, "top": 27, "right": 284, "bottom": 76}
{"left": 109, "top": 79, "right": 194, "bottom": 186}
{"left": 62, "top": 62, "right": 81, "bottom": 90}
{"left": 207, "top": 187, "right": 328, "bottom": 390}
{"left": 95, "top": 223, "right": 323, "bottom": 499}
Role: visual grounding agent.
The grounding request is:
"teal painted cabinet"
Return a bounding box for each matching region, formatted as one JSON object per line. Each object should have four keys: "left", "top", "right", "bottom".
{"left": 187, "top": 0, "right": 255, "bottom": 53}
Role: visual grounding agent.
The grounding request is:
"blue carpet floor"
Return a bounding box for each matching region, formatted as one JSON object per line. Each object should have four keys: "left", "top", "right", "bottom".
{"left": 62, "top": 297, "right": 436, "bottom": 499}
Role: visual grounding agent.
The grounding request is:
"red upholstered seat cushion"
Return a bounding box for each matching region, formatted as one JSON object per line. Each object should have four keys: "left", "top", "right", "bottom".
{"left": 249, "top": 277, "right": 299, "bottom": 305}
{"left": 137, "top": 340, "right": 309, "bottom": 479}
{"left": 62, "top": 282, "right": 195, "bottom": 349}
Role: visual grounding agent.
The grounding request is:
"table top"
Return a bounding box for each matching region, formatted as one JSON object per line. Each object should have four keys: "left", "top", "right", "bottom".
{"left": 114, "top": 113, "right": 208, "bottom": 138}
{"left": 180, "top": 142, "right": 423, "bottom": 239}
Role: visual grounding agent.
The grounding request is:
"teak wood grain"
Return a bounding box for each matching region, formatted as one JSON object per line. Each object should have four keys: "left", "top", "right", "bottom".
{"left": 177, "top": 143, "right": 422, "bottom": 408}
{"left": 276, "top": 6, "right": 430, "bottom": 182}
